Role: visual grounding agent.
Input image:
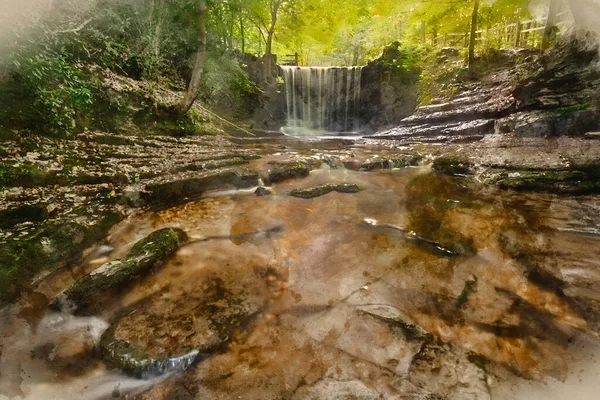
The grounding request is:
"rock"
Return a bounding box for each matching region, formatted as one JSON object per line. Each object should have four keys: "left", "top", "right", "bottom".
{"left": 585, "top": 132, "right": 600, "bottom": 139}
{"left": 0, "top": 211, "right": 122, "bottom": 305}
{"left": 409, "top": 342, "right": 491, "bottom": 400}
{"left": 55, "top": 228, "right": 187, "bottom": 314}
{"left": 514, "top": 112, "right": 555, "bottom": 138}
{"left": 266, "top": 161, "right": 311, "bottom": 184}
{"left": 254, "top": 187, "right": 273, "bottom": 196}
{"left": 99, "top": 272, "right": 268, "bottom": 377}
{"left": 292, "top": 379, "right": 381, "bottom": 400}
{"left": 141, "top": 169, "right": 259, "bottom": 207}
{"left": 0, "top": 204, "right": 49, "bottom": 229}
{"left": 359, "top": 155, "right": 422, "bottom": 171}
{"left": 487, "top": 168, "right": 593, "bottom": 194}
{"left": 432, "top": 157, "right": 472, "bottom": 175}
{"left": 290, "top": 183, "right": 363, "bottom": 199}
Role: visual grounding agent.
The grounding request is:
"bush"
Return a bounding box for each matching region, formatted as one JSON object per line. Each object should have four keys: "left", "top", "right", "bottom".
{"left": 201, "top": 54, "right": 259, "bottom": 116}
{"left": 9, "top": 51, "right": 95, "bottom": 137}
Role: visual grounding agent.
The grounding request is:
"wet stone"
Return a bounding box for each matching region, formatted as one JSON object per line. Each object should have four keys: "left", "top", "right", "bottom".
{"left": 432, "top": 157, "right": 473, "bottom": 176}
{"left": 359, "top": 155, "right": 422, "bottom": 171}
{"left": 266, "top": 161, "right": 311, "bottom": 184}
{"left": 99, "top": 272, "right": 269, "bottom": 377}
{"left": 409, "top": 342, "right": 490, "bottom": 400}
{"left": 55, "top": 228, "right": 187, "bottom": 314}
{"left": 292, "top": 379, "right": 381, "bottom": 400}
{"left": 290, "top": 183, "right": 363, "bottom": 199}
{"left": 254, "top": 186, "right": 273, "bottom": 196}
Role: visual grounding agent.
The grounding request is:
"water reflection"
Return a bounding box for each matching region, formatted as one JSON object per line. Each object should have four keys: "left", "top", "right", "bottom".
{"left": 2, "top": 166, "right": 600, "bottom": 399}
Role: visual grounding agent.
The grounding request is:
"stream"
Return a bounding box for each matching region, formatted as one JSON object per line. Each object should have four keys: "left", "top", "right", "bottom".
{"left": 2, "top": 147, "right": 600, "bottom": 399}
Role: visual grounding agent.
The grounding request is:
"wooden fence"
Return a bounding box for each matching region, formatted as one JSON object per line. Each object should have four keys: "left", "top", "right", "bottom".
{"left": 280, "top": 53, "right": 300, "bottom": 66}
{"left": 429, "top": 9, "right": 573, "bottom": 50}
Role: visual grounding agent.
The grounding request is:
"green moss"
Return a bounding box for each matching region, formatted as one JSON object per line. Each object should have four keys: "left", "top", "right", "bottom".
{"left": 496, "top": 169, "right": 588, "bottom": 193}
{"left": 550, "top": 103, "right": 590, "bottom": 116}
{"left": 0, "top": 163, "right": 53, "bottom": 190}
{"left": 0, "top": 211, "right": 121, "bottom": 304}
{"left": 63, "top": 228, "right": 187, "bottom": 313}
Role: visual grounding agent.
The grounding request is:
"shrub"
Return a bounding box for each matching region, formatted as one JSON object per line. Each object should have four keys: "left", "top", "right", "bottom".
{"left": 10, "top": 51, "right": 95, "bottom": 137}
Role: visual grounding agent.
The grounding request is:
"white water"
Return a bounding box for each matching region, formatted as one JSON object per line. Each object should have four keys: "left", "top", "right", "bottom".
{"left": 280, "top": 66, "right": 363, "bottom": 135}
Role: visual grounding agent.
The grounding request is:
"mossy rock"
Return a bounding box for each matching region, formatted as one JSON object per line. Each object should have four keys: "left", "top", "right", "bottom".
{"left": 359, "top": 155, "right": 422, "bottom": 171}
{"left": 0, "top": 211, "right": 121, "bottom": 304}
{"left": 267, "top": 161, "right": 311, "bottom": 184}
{"left": 0, "top": 163, "right": 56, "bottom": 189}
{"left": 290, "top": 183, "right": 363, "bottom": 199}
{"left": 494, "top": 169, "right": 589, "bottom": 193}
{"left": 99, "top": 273, "right": 267, "bottom": 377}
{"left": 56, "top": 228, "right": 187, "bottom": 314}
{"left": 432, "top": 157, "right": 472, "bottom": 176}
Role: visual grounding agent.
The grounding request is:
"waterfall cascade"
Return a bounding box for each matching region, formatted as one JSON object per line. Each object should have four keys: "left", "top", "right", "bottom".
{"left": 280, "top": 66, "right": 363, "bottom": 135}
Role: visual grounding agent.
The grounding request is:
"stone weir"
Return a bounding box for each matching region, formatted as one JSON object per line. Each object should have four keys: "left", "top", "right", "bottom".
{"left": 279, "top": 66, "right": 363, "bottom": 135}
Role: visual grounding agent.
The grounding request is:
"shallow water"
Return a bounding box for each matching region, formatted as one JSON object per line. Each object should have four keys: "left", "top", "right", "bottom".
{"left": 2, "top": 163, "right": 600, "bottom": 399}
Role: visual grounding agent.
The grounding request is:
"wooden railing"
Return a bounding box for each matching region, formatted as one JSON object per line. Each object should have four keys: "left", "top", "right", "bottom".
{"left": 280, "top": 53, "right": 299, "bottom": 66}
{"left": 428, "top": 9, "right": 573, "bottom": 50}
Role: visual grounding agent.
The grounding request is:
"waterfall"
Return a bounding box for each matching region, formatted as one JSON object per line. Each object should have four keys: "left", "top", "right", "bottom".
{"left": 280, "top": 66, "right": 363, "bottom": 135}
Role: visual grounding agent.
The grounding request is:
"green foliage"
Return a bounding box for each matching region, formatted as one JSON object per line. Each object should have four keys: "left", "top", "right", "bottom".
{"left": 11, "top": 51, "right": 95, "bottom": 137}
{"left": 201, "top": 53, "right": 259, "bottom": 115}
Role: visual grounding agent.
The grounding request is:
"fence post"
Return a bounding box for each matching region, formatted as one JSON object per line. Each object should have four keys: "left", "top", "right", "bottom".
{"left": 421, "top": 21, "right": 426, "bottom": 44}
{"left": 515, "top": 20, "right": 522, "bottom": 47}
{"left": 443, "top": 33, "right": 448, "bottom": 47}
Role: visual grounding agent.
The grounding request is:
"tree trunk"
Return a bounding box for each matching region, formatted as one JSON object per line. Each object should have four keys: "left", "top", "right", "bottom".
{"left": 264, "top": 0, "right": 282, "bottom": 82}
{"left": 240, "top": 16, "right": 245, "bottom": 54}
{"left": 468, "top": 0, "right": 480, "bottom": 71}
{"left": 179, "top": 0, "right": 207, "bottom": 114}
{"left": 542, "top": 0, "right": 559, "bottom": 49}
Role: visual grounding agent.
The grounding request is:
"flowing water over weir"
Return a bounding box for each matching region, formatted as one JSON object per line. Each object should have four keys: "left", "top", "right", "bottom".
{"left": 280, "top": 66, "right": 363, "bottom": 135}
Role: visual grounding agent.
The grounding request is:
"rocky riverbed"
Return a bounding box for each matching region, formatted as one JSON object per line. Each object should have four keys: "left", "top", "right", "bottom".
{"left": 2, "top": 129, "right": 600, "bottom": 399}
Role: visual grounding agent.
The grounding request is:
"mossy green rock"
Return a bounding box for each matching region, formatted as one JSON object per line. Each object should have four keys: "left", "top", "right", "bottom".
{"left": 0, "top": 211, "right": 121, "bottom": 304}
{"left": 267, "top": 161, "right": 310, "bottom": 184}
{"left": 432, "top": 157, "right": 472, "bottom": 176}
{"left": 290, "top": 183, "right": 363, "bottom": 199}
{"left": 57, "top": 228, "right": 187, "bottom": 314}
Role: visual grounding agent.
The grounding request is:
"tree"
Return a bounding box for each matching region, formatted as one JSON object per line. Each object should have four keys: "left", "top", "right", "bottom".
{"left": 468, "top": 0, "right": 480, "bottom": 72}
{"left": 180, "top": 0, "right": 208, "bottom": 113}
{"left": 248, "top": 0, "right": 286, "bottom": 80}
{"left": 542, "top": 0, "right": 559, "bottom": 50}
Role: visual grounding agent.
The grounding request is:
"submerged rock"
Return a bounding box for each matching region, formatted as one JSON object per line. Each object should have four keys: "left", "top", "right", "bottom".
{"left": 290, "top": 183, "right": 363, "bottom": 199}
{"left": 99, "top": 273, "right": 268, "bottom": 377}
{"left": 266, "top": 161, "right": 311, "bottom": 184}
{"left": 292, "top": 379, "right": 381, "bottom": 400}
{"left": 55, "top": 228, "right": 187, "bottom": 314}
{"left": 409, "top": 342, "right": 491, "bottom": 400}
